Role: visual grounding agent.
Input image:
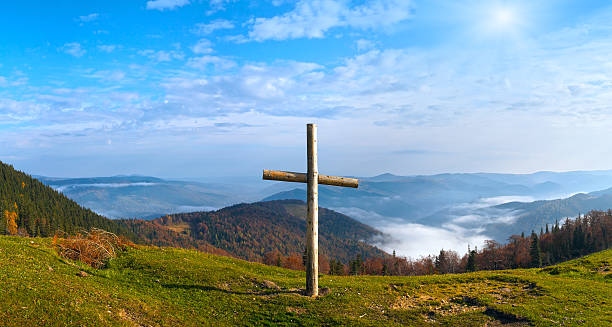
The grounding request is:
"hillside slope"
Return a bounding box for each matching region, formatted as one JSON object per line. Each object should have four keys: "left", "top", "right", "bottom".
{"left": 0, "top": 236, "right": 610, "bottom": 326}
{"left": 0, "top": 161, "right": 132, "bottom": 237}
{"left": 123, "top": 200, "right": 387, "bottom": 263}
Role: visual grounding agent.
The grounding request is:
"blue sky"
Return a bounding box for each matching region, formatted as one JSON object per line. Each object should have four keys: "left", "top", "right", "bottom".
{"left": 1, "top": 0, "right": 612, "bottom": 178}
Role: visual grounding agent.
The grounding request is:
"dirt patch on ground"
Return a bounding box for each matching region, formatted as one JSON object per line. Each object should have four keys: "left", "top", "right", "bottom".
{"left": 390, "top": 279, "right": 537, "bottom": 324}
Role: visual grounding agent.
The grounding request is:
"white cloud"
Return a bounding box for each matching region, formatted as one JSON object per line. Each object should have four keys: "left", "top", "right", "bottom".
{"left": 192, "top": 19, "right": 235, "bottom": 35}
{"left": 146, "top": 0, "right": 190, "bottom": 11}
{"left": 355, "top": 39, "right": 375, "bottom": 52}
{"left": 0, "top": 98, "right": 49, "bottom": 123}
{"left": 248, "top": 0, "right": 413, "bottom": 41}
{"left": 207, "top": 0, "right": 232, "bottom": 15}
{"left": 77, "top": 13, "right": 99, "bottom": 23}
{"left": 97, "top": 45, "right": 117, "bottom": 53}
{"left": 61, "top": 42, "right": 86, "bottom": 58}
{"left": 271, "top": 0, "right": 289, "bottom": 6}
{"left": 191, "top": 39, "right": 213, "bottom": 54}
{"left": 84, "top": 70, "right": 126, "bottom": 82}
{"left": 186, "top": 55, "right": 236, "bottom": 70}
{"left": 6, "top": 9, "right": 612, "bottom": 179}
{"left": 138, "top": 49, "right": 184, "bottom": 62}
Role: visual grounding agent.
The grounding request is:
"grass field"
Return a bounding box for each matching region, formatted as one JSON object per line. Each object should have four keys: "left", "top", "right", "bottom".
{"left": 0, "top": 236, "right": 610, "bottom": 326}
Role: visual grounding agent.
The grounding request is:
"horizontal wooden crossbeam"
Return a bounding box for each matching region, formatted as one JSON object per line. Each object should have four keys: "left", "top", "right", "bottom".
{"left": 262, "top": 170, "right": 358, "bottom": 188}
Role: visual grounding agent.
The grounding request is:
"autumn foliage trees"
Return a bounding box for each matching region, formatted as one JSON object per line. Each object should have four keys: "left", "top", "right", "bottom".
{"left": 133, "top": 200, "right": 386, "bottom": 264}
{"left": 4, "top": 207, "right": 18, "bottom": 235}
{"left": 271, "top": 210, "right": 611, "bottom": 276}
{"left": 336, "top": 210, "right": 610, "bottom": 276}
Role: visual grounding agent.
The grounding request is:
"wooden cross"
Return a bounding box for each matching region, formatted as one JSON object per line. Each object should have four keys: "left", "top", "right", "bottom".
{"left": 263, "top": 123, "right": 359, "bottom": 296}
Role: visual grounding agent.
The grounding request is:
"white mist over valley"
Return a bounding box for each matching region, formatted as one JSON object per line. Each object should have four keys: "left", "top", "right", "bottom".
{"left": 37, "top": 169, "right": 612, "bottom": 258}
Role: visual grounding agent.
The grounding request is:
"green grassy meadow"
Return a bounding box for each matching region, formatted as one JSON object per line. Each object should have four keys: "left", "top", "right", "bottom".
{"left": 0, "top": 236, "right": 610, "bottom": 326}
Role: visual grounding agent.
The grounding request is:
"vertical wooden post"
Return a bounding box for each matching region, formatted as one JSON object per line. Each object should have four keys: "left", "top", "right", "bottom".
{"left": 306, "top": 123, "right": 319, "bottom": 296}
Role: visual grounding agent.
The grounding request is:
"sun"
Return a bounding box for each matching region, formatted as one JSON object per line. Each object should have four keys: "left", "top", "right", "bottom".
{"left": 494, "top": 8, "right": 514, "bottom": 26}
{"left": 481, "top": 4, "right": 524, "bottom": 36}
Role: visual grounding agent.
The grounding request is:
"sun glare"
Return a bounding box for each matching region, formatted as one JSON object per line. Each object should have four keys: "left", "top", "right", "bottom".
{"left": 479, "top": 4, "right": 524, "bottom": 37}
{"left": 495, "top": 8, "right": 514, "bottom": 26}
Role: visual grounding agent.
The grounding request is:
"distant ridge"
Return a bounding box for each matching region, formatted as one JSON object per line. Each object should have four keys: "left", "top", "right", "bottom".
{"left": 37, "top": 175, "right": 234, "bottom": 219}
{"left": 485, "top": 187, "right": 612, "bottom": 239}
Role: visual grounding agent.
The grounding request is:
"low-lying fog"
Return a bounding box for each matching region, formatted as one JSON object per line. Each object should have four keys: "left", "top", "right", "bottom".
{"left": 334, "top": 194, "right": 579, "bottom": 259}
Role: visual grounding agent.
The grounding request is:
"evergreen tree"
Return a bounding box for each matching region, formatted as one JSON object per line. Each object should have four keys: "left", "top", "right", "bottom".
{"left": 276, "top": 253, "right": 282, "bottom": 267}
{"left": 435, "top": 249, "right": 447, "bottom": 274}
{"left": 382, "top": 261, "right": 389, "bottom": 276}
{"left": 0, "top": 160, "right": 134, "bottom": 239}
{"left": 329, "top": 260, "right": 345, "bottom": 275}
{"left": 349, "top": 254, "right": 363, "bottom": 275}
{"left": 529, "top": 232, "right": 542, "bottom": 268}
{"left": 466, "top": 250, "right": 477, "bottom": 272}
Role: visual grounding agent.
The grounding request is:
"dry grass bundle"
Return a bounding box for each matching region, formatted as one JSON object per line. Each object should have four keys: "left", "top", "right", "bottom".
{"left": 53, "top": 228, "right": 132, "bottom": 268}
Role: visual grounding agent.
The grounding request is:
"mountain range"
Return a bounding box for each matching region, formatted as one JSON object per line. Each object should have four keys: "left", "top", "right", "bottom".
{"left": 264, "top": 170, "right": 612, "bottom": 221}
{"left": 2, "top": 161, "right": 386, "bottom": 263}
{"left": 21, "top": 166, "right": 612, "bottom": 249}
{"left": 36, "top": 175, "right": 239, "bottom": 219}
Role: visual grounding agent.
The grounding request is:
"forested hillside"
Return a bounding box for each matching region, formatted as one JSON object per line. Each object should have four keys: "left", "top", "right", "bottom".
{"left": 0, "top": 161, "right": 132, "bottom": 237}
{"left": 1, "top": 161, "right": 383, "bottom": 264}
{"left": 349, "top": 210, "right": 611, "bottom": 276}
{"left": 122, "top": 200, "right": 387, "bottom": 264}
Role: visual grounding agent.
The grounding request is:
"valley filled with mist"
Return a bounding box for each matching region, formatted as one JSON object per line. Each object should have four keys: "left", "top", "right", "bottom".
{"left": 37, "top": 169, "right": 612, "bottom": 258}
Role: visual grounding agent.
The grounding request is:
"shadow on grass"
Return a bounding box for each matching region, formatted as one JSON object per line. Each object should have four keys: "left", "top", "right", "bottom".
{"left": 26, "top": 244, "right": 79, "bottom": 268}
{"left": 483, "top": 308, "right": 531, "bottom": 326}
{"left": 161, "top": 283, "right": 305, "bottom": 296}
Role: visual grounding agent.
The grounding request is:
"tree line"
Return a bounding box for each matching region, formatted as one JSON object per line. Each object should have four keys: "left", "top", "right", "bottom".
{"left": 263, "top": 210, "right": 611, "bottom": 275}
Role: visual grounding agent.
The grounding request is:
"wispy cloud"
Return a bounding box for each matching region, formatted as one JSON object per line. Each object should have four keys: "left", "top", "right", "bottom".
{"left": 146, "top": 0, "right": 190, "bottom": 11}
{"left": 77, "top": 13, "right": 99, "bottom": 23}
{"left": 248, "top": 0, "right": 413, "bottom": 41}
{"left": 355, "top": 39, "right": 376, "bottom": 52}
{"left": 5, "top": 4, "right": 612, "bottom": 178}
{"left": 191, "top": 39, "right": 213, "bottom": 54}
{"left": 60, "top": 42, "right": 86, "bottom": 58}
{"left": 206, "top": 0, "right": 232, "bottom": 15}
{"left": 186, "top": 55, "right": 235, "bottom": 70}
{"left": 192, "top": 19, "right": 235, "bottom": 35}
{"left": 97, "top": 45, "right": 117, "bottom": 53}
{"left": 84, "top": 70, "right": 127, "bottom": 82}
{"left": 138, "top": 49, "right": 184, "bottom": 62}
